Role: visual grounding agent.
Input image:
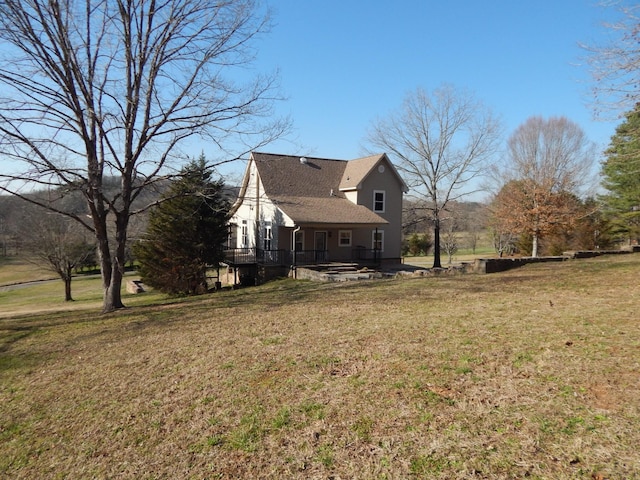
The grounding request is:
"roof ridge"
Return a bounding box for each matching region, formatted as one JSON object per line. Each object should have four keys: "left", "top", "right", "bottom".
{"left": 253, "top": 152, "right": 348, "bottom": 163}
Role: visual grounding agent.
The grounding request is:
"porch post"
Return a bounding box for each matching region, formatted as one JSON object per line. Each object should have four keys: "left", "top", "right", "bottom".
{"left": 292, "top": 226, "right": 300, "bottom": 279}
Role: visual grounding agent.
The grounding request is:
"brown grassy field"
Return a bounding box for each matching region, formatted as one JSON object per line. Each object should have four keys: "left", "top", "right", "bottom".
{"left": 0, "top": 256, "right": 57, "bottom": 286}
{"left": 1, "top": 255, "right": 639, "bottom": 479}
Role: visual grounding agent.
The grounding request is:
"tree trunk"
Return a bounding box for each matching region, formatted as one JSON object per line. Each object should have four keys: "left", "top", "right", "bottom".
{"left": 532, "top": 232, "right": 539, "bottom": 258}
{"left": 94, "top": 225, "right": 121, "bottom": 313}
{"left": 64, "top": 271, "right": 73, "bottom": 302}
{"left": 432, "top": 218, "right": 442, "bottom": 269}
{"left": 103, "top": 267, "right": 125, "bottom": 313}
{"left": 91, "top": 204, "right": 129, "bottom": 313}
{"left": 102, "top": 211, "right": 131, "bottom": 313}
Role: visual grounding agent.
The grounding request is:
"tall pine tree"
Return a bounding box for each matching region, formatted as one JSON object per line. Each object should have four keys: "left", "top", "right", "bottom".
{"left": 601, "top": 105, "right": 640, "bottom": 243}
{"left": 134, "top": 156, "right": 230, "bottom": 295}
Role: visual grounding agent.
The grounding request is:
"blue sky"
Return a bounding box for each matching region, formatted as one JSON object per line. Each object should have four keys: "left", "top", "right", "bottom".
{"left": 0, "top": 1, "right": 625, "bottom": 195}
{"left": 223, "top": 0, "right": 623, "bottom": 179}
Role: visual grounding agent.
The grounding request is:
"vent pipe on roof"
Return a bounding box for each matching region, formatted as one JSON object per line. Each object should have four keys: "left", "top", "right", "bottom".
{"left": 300, "top": 157, "right": 308, "bottom": 164}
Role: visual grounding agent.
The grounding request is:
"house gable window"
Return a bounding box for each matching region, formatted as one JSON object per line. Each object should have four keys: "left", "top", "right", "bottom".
{"left": 338, "top": 230, "right": 352, "bottom": 247}
{"left": 373, "top": 190, "right": 385, "bottom": 213}
{"left": 372, "top": 229, "right": 384, "bottom": 252}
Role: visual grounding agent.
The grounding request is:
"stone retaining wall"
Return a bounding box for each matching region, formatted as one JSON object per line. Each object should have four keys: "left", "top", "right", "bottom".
{"left": 474, "top": 247, "right": 639, "bottom": 274}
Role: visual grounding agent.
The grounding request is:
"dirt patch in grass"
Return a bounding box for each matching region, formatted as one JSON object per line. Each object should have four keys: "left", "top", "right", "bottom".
{"left": 1, "top": 256, "right": 639, "bottom": 479}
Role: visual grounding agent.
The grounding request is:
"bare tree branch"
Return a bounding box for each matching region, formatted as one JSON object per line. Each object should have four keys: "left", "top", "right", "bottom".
{"left": 581, "top": 2, "right": 640, "bottom": 117}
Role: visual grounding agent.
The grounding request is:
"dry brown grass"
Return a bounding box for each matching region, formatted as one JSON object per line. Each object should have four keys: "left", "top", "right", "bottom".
{"left": 0, "top": 256, "right": 56, "bottom": 286}
{"left": 1, "top": 255, "right": 639, "bottom": 479}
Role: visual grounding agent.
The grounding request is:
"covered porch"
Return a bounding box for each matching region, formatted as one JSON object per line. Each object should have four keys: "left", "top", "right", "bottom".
{"left": 278, "top": 222, "right": 384, "bottom": 265}
{"left": 222, "top": 221, "right": 386, "bottom": 286}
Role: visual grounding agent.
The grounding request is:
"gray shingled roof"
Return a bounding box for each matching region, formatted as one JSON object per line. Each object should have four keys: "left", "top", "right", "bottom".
{"left": 251, "top": 152, "right": 388, "bottom": 226}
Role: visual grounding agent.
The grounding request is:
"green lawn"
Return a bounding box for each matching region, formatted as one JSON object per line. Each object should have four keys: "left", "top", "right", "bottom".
{"left": 1, "top": 254, "right": 639, "bottom": 479}
{"left": 0, "top": 258, "right": 166, "bottom": 318}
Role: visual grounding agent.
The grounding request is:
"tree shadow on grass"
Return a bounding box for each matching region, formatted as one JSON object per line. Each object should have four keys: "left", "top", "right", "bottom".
{"left": 0, "top": 326, "right": 44, "bottom": 373}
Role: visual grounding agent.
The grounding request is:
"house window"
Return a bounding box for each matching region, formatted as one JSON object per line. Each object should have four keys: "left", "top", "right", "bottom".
{"left": 263, "top": 222, "right": 272, "bottom": 250}
{"left": 338, "top": 230, "right": 352, "bottom": 247}
{"left": 372, "top": 229, "right": 384, "bottom": 252}
{"left": 294, "top": 230, "right": 304, "bottom": 252}
{"left": 240, "top": 220, "right": 248, "bottom": 248}
{"left": 373, "top": 190, "right": 385, "bottom": 213}
{"left": 227, "top": 223, "right": 237, "bottom": 248}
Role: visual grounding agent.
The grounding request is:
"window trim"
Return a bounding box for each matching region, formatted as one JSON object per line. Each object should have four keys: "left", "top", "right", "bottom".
{"left": 338, "top": 230, "right": 352, "bottom": 247}
{"left": 373, "top": 190, "right": 386, "bottom": 213}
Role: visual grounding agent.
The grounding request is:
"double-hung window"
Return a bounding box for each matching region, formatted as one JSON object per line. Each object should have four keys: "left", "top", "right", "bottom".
{"left": 240, "top": 220, "right": 248, "bottom": 248}
{"left": 263, "top": 222, "right": 272, "bottom": 250}
{"left": 338, "top": 230, "right": 352, "bottom": 247}
{"left": 373, "top": 190, "right": 385, "bottom": 213}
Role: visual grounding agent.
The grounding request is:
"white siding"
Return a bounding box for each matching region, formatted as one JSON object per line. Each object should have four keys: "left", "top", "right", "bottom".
{"left": 230, "top": 159, "right": 294, "bottom": 250}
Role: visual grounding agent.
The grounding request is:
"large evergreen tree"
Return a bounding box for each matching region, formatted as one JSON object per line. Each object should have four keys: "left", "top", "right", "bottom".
{"left": 134, "top": 157, "right": 230, "bottom": 295}
{"left": 601, "top": 105, "right": 640, "bottom": 243}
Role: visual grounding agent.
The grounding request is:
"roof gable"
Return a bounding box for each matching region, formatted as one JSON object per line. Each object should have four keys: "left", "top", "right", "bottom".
{"left": 339, "top": 153, "right": 408, "bottom": 192}
{"left": 339, "top": 154, "right": 383, "bottom": 190}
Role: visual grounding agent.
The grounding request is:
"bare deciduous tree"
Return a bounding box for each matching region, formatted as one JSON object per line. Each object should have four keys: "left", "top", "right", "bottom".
{"left": 490, "top": 116, "right": 596, "bottom": 257}
{"left": 21, "top": 207, "right": 95, "bottom": 302}
{"left": 582, "top": 2, "right": 640, "bottom": 116}
{"left": 489, "top": 226, "right": 517, "bottom": 258}
{"left": 440, "top": 217, "right": 459, "bottom": 265}
{"left": 0, "top": 0, "right": 288, "bottom": 312}
{"left": 367, "top": 84, "right": 501, "bottom": 268}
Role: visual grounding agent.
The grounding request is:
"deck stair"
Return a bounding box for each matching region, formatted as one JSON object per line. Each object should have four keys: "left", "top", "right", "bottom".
{"left": 319, "top": 264, "right": 359, "bottom": 274}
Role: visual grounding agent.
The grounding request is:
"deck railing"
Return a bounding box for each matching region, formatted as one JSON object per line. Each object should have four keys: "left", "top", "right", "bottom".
{"left": 223, "top": 248, "right": 289, "bottom": 266}
{"left": 292, "top": 249, "right": 328, "bottom": 265}
{"left": 223, "top": 248, "right": 257, "bottom": 265}
{"left": 223, "top": 247, "right": 380, "bottom": 267}
{"left": 351, "top": 247, "right": 380, "bottom": 264}
{"left": 223, "top": 248, "right": 330, "bottom": 266}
